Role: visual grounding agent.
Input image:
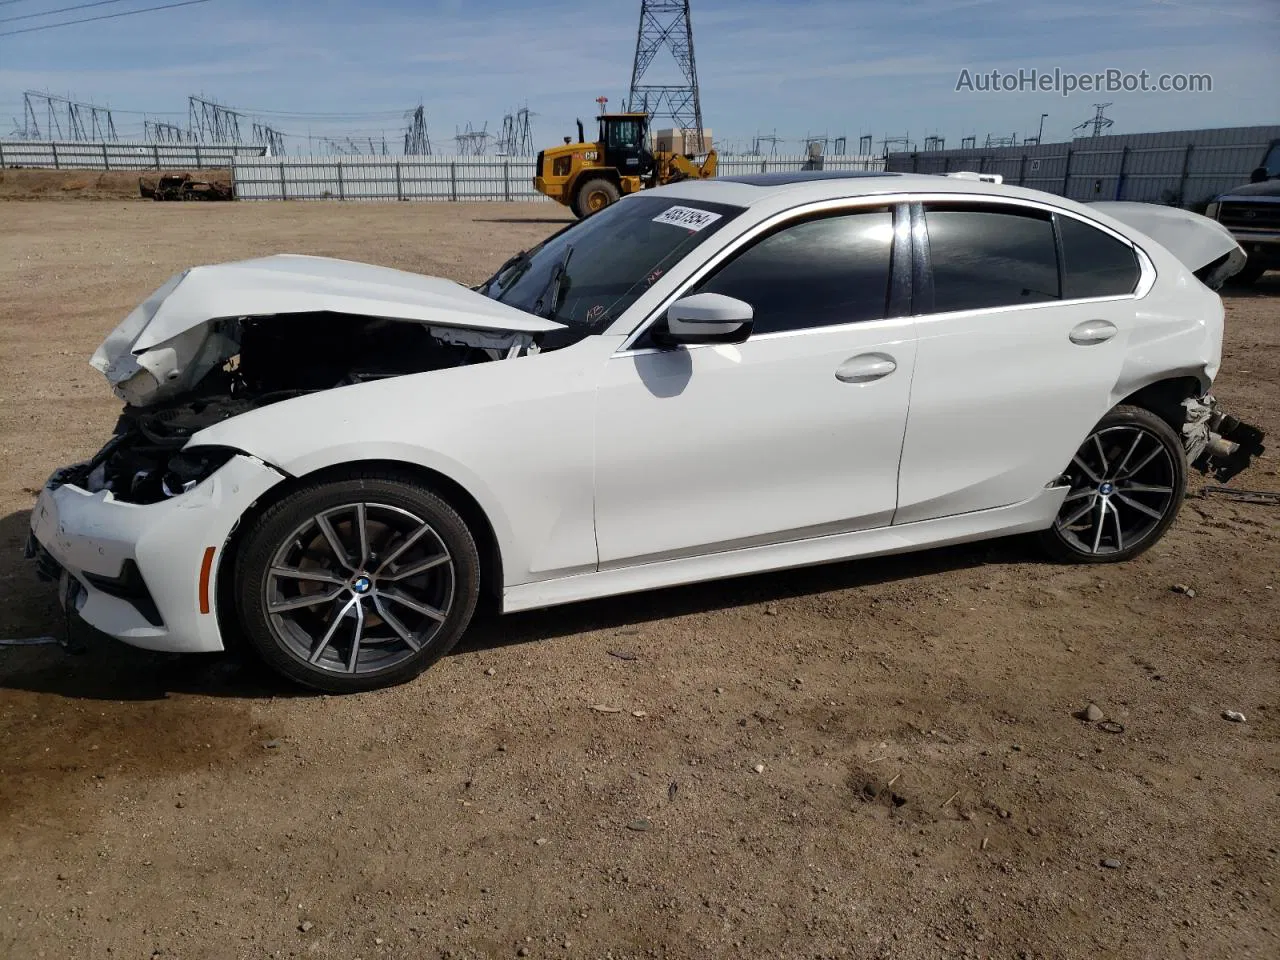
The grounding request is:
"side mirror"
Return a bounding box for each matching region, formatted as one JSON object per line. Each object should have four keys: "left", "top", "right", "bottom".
{"left": 653, "top": 293, "right": 754, "bottom": 347}
{"left": 1250, "top": 166, "right": 1268, "bottom": 184}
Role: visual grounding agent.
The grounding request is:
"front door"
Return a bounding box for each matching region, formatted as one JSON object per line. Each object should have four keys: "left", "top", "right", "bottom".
{"left": 594, "top": 206, "right": 917, "bottom": 566}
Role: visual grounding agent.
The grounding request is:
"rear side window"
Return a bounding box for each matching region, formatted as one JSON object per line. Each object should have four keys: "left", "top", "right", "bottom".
{"left": 691, "top": 208, "right": 895, "bottom": 335}
{"left": 924, "top": 205, "right": 1059, "bottom": 312}
{"left": 1057, "top": 215, "right": 1140, "bottom": 299}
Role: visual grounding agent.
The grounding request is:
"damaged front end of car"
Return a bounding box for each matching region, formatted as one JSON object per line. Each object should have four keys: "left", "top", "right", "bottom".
{"left": 63, "top": 254, "right": 570, "bottom": 505}
{"left": 73, "top": 311, "right": 546, "bottom": 505}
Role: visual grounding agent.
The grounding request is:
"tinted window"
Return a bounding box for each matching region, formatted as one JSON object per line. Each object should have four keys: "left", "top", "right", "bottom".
{"left": 487, "top": 195, "right": 742, "bottom": 330}
{"left": 1058, "top": 215, "right": 1140, "bottom": 299}
{"left": 924, "top": 206, "right": 1059, "bottom": 312}
{"left": 691, "top": 209, "right": 895, "bottom": 335}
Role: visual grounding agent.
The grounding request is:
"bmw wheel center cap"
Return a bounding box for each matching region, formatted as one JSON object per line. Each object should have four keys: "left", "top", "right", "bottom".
{"left": 352, "top": 576, "right": 372, "bottom": 594}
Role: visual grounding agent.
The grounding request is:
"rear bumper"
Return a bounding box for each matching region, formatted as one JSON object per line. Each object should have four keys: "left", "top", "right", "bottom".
{"left": 26, "top": 454, "right": 285, "bottom": 653}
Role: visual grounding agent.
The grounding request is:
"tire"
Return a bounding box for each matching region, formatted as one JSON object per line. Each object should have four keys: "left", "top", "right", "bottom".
{"left": 573, "top": 177, "right": 620, "bottom": 218}
{"left": 234, "top": 471, "right": 480, "bottom": 693}
{"left": 1038, "top": 405, "right": 1187, "bottom": 564}
{"left": 1226, "top": 262, "right": 1266, "bottom": 287}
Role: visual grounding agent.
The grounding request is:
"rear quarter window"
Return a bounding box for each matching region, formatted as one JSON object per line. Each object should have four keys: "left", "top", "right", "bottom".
{"left": 1057, "top": 215, "right": 1141, "bottom": 299}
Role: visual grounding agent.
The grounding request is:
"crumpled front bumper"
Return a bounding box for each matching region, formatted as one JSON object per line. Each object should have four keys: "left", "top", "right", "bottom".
{"left": 25, "top": 454, "right": 285, "bottom": 653}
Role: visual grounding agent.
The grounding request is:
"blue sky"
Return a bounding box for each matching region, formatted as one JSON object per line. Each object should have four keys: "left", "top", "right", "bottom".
{"left": 1, "top": 0, "right": 1276, "bottom": 153}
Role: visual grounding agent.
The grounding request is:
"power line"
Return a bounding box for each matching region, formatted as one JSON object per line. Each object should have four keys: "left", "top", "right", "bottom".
{"left": 1, "top": 0, "right": 137, "bottom": 25}
{"left": 0, "top": 0, "right": 211, "bottom": 37}
{"left": 217, "top": 106, "right": 414, "bottom": 120}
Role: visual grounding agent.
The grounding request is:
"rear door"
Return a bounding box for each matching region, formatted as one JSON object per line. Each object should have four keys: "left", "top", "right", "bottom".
{"left": 895, "top": 200, "right": 1145, "bottom": 524}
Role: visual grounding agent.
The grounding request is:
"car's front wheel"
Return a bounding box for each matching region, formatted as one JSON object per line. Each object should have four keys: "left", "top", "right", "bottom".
{"left": 1040, "top": 405, "right": 1187, "bottom": 563}
{"left": 234, "top": 471, "right": 480, "bottom": 692}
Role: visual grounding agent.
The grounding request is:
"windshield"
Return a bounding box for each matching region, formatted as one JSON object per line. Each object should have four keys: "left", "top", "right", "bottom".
{"left": 486, "top": 195, "right": 744, "bottom": 331}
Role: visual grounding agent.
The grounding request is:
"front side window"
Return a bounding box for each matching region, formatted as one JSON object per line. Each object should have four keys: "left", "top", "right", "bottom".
{"left": 687, "top": 208, "right": 896, "bottom": 336}
{"left": 1057, "top": 215, "right": 1140, "bottom": 299}
{"left": 486, "top": 195, "right": 743, "bottom": 331}
{"left": 923, "top": 204, "right": 1059, "bottom": 312}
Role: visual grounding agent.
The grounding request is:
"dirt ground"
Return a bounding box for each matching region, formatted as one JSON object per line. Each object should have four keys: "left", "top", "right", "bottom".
{"left": 0, "top": 201, "right": 1277, "bottom": 960}
{"left": 0, "top": 169, "right": 231, "bottom": 202}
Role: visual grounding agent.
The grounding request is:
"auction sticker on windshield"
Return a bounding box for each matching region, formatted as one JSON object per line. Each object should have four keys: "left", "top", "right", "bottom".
{"left": 653, "top": 206, "right": 723, "bottom": 231}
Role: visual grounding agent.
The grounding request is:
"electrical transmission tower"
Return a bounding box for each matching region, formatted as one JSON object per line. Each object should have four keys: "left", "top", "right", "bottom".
{"left": 626, "top": 1, "right": 706, "bottom": 153}
{"left": 802, "top": 133, "right": 833, "bottom": 155}
{"left": 454, "top": 123, "right": 492, "bottom": 157}
{"left": 960, "top": 135, "right": 977, "bottom": 149}
{"left": 496, "top": 107, "right": 535, "bottom": 156}
{"left": 404, "top": 105, "right": 432, "bottom": 155}
{"left": 252, "top": 122, "right": 286, "bottom": 155}
{"left": 187, "top": 96, "right": 283, "bottom": 151}
{"left": 22, "top": 91, "right": 117, "bottom": 141}
{"left": 188, "top": 96, "right": 244, "bottom": 142}
{"left": 858, "top": 135, "right": 873, "bottom": 155}
{"left": 752, "top": 130, "right": 781, "bottom": 156}
{"left": 145, "top": 120, "right": 187, "bottom": 143}
{"left": 879, "top": 135, "right": 913, "bottom": 156}
{"left": 923, "top": 135, "right": 945, "bottom": 151}
{"left": 1073, "top": 103, "right": 1114, "bottom": 139}
{"left": 983, "top": 133, "right": 1017, "bottom": 148}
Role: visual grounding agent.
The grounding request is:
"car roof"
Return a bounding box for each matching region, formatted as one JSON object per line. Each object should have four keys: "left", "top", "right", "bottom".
{"left": 647, "top": 170, "right": 1072, "bottom": 210}
{"left": 715, "top": 170, "right": 902, "bottom": 187}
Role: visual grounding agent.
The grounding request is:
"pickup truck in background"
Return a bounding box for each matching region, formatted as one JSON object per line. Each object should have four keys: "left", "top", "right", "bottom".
{"left": 1205, "top": 138, "right": 1280, "bottom": 286}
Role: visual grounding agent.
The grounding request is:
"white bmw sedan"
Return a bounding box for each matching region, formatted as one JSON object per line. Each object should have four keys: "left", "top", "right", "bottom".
{"left": 26, "top": 171, "right": 1264, "bottom": 691}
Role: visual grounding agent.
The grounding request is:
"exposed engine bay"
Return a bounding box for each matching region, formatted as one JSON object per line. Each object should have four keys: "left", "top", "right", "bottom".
{"left": 63, "top": 312, "right": 543, "bottom": 505}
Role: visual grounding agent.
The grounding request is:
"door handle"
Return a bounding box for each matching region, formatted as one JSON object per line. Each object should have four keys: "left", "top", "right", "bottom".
{"left": 1069, "top": 319, "right": 1118, "bottom": 346}
{"left": 835, "top": 353, "right": 897, "bottom": 383}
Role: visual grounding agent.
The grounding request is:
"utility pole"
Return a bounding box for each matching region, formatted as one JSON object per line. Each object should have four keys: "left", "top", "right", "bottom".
{"left": 627, "top": 1, "right": 706, "bottom": 153}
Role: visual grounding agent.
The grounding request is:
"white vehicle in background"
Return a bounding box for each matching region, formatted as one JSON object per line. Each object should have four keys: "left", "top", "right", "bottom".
{"left": 26, "top": 171, "right": 1265, "bottom": 692}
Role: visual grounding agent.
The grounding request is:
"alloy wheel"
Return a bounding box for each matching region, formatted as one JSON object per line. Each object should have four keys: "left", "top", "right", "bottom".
{"left": 262, "top": 502, "right": 455, "bottom": 676}
{"left": 1053, "top": 424, "right": 1179, "bottom": 556}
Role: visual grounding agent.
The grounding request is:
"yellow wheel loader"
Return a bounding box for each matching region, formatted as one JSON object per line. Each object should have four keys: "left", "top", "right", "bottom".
{"left": 534, "top": 112, "right": 717, "bottom": 218}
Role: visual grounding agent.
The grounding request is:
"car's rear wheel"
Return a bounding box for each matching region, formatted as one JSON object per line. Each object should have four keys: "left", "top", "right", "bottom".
{"left": 574, "top": 178, "right": 620, "bottom": 218}
{"left": 1040, "top": 405, "right": 1186, "bottom": 563}
{"left": 234, "top": 472, "right": 480, "bottom": 692}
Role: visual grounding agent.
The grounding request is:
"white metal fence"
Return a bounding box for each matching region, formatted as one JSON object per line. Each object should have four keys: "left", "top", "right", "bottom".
{"left": 231, "top": 154, "right": 886, "bottom": 202}
{"left": 0, "top": 139, "right": 267, "bottom": 171}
